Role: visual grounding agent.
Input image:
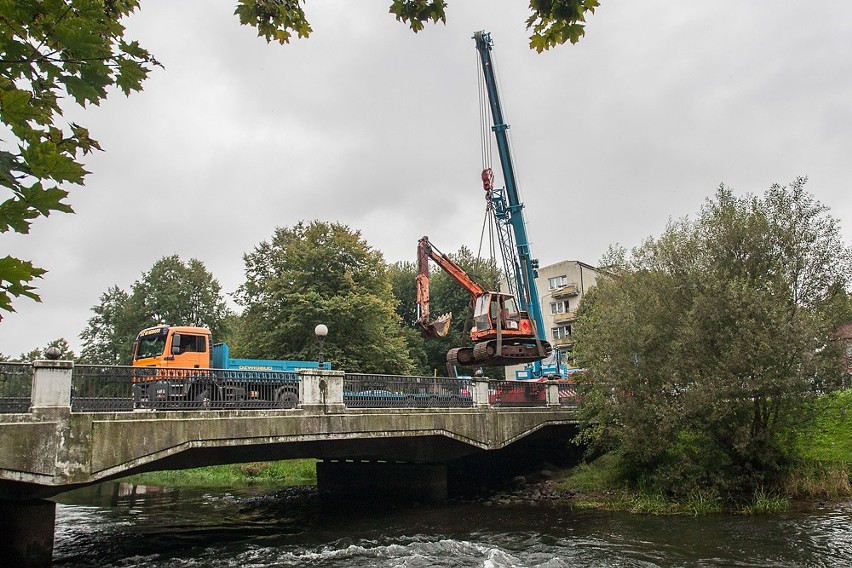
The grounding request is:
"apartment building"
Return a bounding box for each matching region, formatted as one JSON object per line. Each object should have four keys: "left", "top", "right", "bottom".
{"left": 505, "top": 259, "right": 600, "bottom": 378}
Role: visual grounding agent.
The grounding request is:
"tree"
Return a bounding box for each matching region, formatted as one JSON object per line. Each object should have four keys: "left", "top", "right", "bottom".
{"left": 17, "top": 337, "right": 76, "bottom": 361}
{"left": 235, "top": 221, "right": 413, "bottom": 374}
{"left": 1, "top": 1, "right": 597, "bottom": 317}
{"left": 574, "top": 178, "right": 852, "bottom": 496}
{"left": 79, "top": 255, "right": 230, "bottom": 364}
{"left": 78, "top": 285, "right": 139, "bottom": 364}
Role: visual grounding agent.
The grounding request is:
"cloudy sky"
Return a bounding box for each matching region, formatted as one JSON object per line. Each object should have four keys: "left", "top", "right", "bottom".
{"left": 2, "top": 2, "right": 851, "bottom": 356}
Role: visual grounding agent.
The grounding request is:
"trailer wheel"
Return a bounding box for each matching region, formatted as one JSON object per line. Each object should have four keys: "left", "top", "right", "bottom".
{"left": 275, "top": 388, "right": 298, "bottom": 409}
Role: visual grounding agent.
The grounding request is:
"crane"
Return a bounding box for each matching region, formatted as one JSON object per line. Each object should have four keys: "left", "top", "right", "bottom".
{"left": 473, "top": 30, "right": 549, "bottom": 377}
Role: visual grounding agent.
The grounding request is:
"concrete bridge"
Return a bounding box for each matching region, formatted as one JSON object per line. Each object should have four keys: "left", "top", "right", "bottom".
{"left": 0, "top": 360, "right": 579, "bottom": 566}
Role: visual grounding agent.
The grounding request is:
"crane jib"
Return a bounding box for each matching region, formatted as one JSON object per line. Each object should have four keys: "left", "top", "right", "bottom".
{"left": 473, "top": 30, "right": 547, "bottom": 366}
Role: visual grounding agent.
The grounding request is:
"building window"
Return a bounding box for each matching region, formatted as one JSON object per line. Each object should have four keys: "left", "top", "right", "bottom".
{"left": 548, "top": 275, "right": 567, "bottom": 290}
{"left": 551, "top": 325, "right": 572, "bottom": 340}
{"left": 550, "top": 300, "right": 570, "bottom": 314}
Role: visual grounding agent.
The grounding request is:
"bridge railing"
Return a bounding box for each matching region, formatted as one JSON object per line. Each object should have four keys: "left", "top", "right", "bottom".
{"left": 343, "top": 373, "right": 474, "bottom": 408}
{"left": 91, "top": 366, "right": 301, "bottom": 411}
{"left": 488, "top": 380, "right": 580, "bottom": 407}
{"left": 0, "top": 362, "right": 33, "bottom": 413}
{"left": 0, "top": 361, "right": 579, "bottom": 413}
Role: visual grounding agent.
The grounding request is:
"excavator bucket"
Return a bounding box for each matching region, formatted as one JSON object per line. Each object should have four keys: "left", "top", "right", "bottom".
{"left": 422, "top": 313, "right": 452, "bottom": 338}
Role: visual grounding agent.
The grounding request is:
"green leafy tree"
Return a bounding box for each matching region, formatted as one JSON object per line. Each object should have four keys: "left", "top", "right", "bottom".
{"left": 574, "top": 178, "right": 852, "bottom": 496}
{"left": 78, "top": 285, "right": 140, "bottom": 364}
{"left": 236, "top": 221, "right": 413, "bottom": 374}
{"left": 79, "top": 255, "right": 230, "bottom": 364}
{"left": 17, "top": 337, "right": 76, "bottom": 361}
{"left": 0, "top": 0, "right": 158, "bottom": 316}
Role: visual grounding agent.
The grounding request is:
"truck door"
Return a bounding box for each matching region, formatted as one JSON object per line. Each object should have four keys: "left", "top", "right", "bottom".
{"left": 167, "top": 332, "right": 209, "bottom": 368}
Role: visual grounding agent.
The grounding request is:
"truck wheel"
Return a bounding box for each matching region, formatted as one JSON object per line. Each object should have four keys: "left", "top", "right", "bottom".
{"left": 276, "top": 388, "right": 298, "bottom": 409}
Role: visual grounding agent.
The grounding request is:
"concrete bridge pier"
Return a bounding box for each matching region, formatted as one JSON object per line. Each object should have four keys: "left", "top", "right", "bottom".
{"left": 316, "top": 461, "right": 448, "bottom": 502}
{"left": 0, "top": 497, "right": 56, "bottom": 567}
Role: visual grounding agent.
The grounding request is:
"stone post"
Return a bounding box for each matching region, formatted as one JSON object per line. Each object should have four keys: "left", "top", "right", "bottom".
{"left": 472, "top": 378, "right": 491, "bottom": 407}
{"left": 546, "top": 381, "right": 560, "bottom": 407}
{"left": 298, "top": 369, "right": 345, "bottom": 413}
{"left": 30, "top": 360, "right": 73, "bottom": 414}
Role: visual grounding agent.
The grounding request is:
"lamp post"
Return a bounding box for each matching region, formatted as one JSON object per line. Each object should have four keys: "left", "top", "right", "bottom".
{"left": 314, "top": 324, "right": 328, "bottom": 369}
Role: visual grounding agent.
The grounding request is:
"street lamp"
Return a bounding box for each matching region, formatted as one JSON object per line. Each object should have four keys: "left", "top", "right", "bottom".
{"left": 314, "top": 324, "right": 328, "bottom": 369}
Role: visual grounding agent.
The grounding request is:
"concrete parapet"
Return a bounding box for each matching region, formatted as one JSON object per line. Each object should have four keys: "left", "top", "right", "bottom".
{"left": 30, "top": 360, "right": 73, "bottom": 414}
{"left": 546, "top": 381, "right": 560, "bottom": 406}
{"left": 472, "top": 378, "right": 490, "bottom": 407}
{"left": 299, "top": 369, "right": 345, "bottom": 413}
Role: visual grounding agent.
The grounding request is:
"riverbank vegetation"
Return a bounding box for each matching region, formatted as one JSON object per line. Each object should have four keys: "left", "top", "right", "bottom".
{"left": 568, "top": 181, "right": 851, "bottom": 512}
{"left": 123, "top": 459, "right": 317, "bottom": 488}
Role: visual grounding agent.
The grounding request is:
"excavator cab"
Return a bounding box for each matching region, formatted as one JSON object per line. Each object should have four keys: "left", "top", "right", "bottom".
{"left": 473, "top": 293, "right": 520, "bottom": 333}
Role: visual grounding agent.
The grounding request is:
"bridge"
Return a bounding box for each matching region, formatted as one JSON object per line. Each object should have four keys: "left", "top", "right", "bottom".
{"left": 0, "top": 360, "right": 579, "bottom": 566}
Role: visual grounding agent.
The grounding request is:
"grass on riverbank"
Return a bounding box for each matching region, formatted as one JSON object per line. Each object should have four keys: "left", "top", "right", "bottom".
{"left": 556, "top": 390, "right": 851, "bottom": 514}
{"left": 123, "top": 459, "right": 318, "bottom": 488}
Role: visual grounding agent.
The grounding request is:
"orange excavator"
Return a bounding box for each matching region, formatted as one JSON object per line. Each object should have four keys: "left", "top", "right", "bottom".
{"left": 416, "top": 236, "right": 551, "bottom": 368}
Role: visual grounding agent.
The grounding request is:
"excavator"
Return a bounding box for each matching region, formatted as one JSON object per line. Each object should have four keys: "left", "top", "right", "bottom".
{"left": 416, "top": 236, "right": 551, "bottom": 368}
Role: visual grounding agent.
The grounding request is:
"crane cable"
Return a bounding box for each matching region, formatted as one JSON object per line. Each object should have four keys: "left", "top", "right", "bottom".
{"left": 476, "top": 51, "right": 499, "bottom": 284}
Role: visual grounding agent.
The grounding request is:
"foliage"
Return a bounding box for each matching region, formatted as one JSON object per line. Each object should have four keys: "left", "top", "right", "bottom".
{"left": 235, "top": 221, "right": 413, "bottom": 374}
{"left": 79, "top": 255, "right": 230, "bottom": 364}
{"left": 795, "top": 389, "right": 852, "bottom": 464}
{"left": 0, "top": 0, "right": 159, "bottom": 316}
{"left": 574, "top": 178, "right": 852, "bottom": 497}
{"left": 124, "top": 459, "right": 317, "bottom": 488}
{"left": 16, "top": 337, "right": 76, "bottom": 361}
{"left": 527, "top": 0, "right": 600, "bottom": 51}
{"left": 388, "top": 246, "right": 504, "bottom": 377}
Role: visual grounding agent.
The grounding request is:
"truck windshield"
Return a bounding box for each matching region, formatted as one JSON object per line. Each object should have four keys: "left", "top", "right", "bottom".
{"left": 135, "top": 334, "right": 167, "bottom": 360}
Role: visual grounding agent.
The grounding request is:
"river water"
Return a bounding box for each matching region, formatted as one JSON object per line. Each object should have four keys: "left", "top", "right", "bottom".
{"left": 52, "top": 483, "right": 851, "bottom": 567}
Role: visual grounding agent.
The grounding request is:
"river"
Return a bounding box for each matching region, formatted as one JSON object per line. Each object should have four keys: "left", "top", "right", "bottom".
{"left": 52, "top": 483, "right": 851, "bottom": 567}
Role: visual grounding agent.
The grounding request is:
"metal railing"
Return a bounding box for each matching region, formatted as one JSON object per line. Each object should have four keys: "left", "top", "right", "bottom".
{"left": 0, "top": 362, "right": 33, "bottom": 413}
{"left": 343, "top": 373, "right": 474, "bottom": 408}
{"left": 129, "top": 367, "right": 300, "bottom": 410}
{"left": 72, "top": 365, "right": 135, "bottom": 411}
{"left": 489, "top": 380, "right": 549, "bottom": 407}
{"left": 556, "top": 382, "right": 580, "bottom": 406}
{"left": 4, "top": 362, "right": 578, "bottom": 412}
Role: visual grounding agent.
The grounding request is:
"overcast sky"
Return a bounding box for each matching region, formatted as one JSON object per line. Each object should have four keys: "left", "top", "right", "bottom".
{"left": 2, "top": 2, "right": 851, "bottom": 357}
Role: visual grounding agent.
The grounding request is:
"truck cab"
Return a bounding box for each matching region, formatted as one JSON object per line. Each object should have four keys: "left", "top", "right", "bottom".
{"left": 132, "top": 325, "right": 212, "bottom": 369}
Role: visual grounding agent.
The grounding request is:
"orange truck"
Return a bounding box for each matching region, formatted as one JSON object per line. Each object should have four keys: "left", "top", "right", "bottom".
{"left": 131, "top": 325, "right": 324, "bottom": 409}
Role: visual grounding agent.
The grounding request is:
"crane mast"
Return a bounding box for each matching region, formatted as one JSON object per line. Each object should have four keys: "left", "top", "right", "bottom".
{"left": 473, "top": 30, "right": 547, "bottom": 375}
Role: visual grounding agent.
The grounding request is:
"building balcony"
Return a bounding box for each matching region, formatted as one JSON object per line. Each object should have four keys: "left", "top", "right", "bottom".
{"left": 551, "top": 284, "right": 579, "bottom": 299}
{"left": 552, "top": 311, "right": 577, "bottom": 324}
{"left": 553, "top": 337, "right": 574, "bottom": 349}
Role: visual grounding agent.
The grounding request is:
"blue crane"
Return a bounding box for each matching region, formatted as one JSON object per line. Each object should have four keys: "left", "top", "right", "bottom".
{"left": 473, "top": 30, "right": 549, "bottom": 378}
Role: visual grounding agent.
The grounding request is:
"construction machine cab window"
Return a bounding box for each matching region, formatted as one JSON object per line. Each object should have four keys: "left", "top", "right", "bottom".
{"left": 474, "top": 293, "right": 520, "bottom": 332}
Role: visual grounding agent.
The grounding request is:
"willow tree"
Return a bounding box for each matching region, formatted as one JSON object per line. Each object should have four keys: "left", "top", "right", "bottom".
{"left": 574, "top": 178, "right": 852, "bottom": 496}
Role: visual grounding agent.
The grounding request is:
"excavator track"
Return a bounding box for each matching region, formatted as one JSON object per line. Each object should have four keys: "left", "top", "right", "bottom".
{"left": 446, "top": 347, "right": 475, "bottom": 368}
{"left": 447, "top": 340, "right": 552, "bottom": 368}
